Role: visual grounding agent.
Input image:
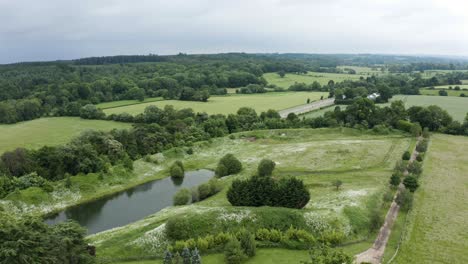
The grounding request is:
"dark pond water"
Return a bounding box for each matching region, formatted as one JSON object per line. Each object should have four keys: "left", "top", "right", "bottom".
{"left": 45, "top": 169, "right": 214, "bottom": 234}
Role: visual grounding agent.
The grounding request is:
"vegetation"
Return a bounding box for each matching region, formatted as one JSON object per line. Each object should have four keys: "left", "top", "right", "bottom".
{"left": 216, "top": 154, "right": 242, "bottom": 177}
{"left": 173, "top": 188, "right": 192, "bottom": 206}
{"left": 170, "top": 161, "right": 185, "bottom": 179}
{"left": 257, "top": 159, "right": 276, "bottom": 177}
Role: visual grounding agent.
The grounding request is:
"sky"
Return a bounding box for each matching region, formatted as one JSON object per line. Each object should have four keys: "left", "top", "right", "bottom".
{"left": 1, "top": 0, "right": 468, "bottom": 63}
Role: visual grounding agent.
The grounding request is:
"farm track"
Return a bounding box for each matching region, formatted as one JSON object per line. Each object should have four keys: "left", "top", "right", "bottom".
{"left": 355, "top": 137, "right": 421, "bottom": 264}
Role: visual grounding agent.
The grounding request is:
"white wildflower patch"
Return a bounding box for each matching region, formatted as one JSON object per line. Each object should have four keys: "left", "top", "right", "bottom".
{"left": 129, "top": 223, "right": 168, "bottom": 254}
{"left": 304, "top": 211, "right": 351, "bottom": 237}
{"left": 217, "top": 209, "right": 254, "bottom": 223}
{"left": 308, "top": 189, "right": 371, "bottom": 211}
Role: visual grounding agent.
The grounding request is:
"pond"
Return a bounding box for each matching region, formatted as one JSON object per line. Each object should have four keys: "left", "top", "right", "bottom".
{"left": 45, "top": 169, "right": 214, "bottom": 234}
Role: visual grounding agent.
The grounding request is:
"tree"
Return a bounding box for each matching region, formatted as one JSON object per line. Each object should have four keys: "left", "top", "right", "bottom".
{"left": 163, "top": 250, "right": 173, "bottom": 264}
{"left": 402, "top": 151, "right": 411, "bottom": 160}
{"left": 181, "top": 247, "right": 191, "bottom": 264}
{"left": 278, "top": 70, "right": 286, "bottom": 78}
{"left": 224, "top": 238, "right": 247, "bottom": 264}
{"left": 332, "top": 180, "right": 343, "bottom": 191}
{"left": 80, "top": 104, "right": 105, "bottom": 119}
{"left": 170, "top": 161, "right": 185, "bottom": 178}
{"left": 438, "top": 90, "right": 448, "bottom": 96}
{"left": 173, "top": 188, "right": 192, "bottom": 205}
{"left": 238, "top": 229, "right": 256, "bottom": 257}
{"left": 304, "top": 244, "right": 352, "bottom": 264}
{"left": 216, "top": 154, "right": 242, "bottom": 177}
{"left": 390, "top": 173, "right": 401, "bottom": 187}
{"left": 191, "top": 248, "right": 202, "bottom": 264}
{"left": 257, "top": 159, "right": 276, "bottom": 177}
{"left": 307, "top": 98, "right": 311, "bottom": 104}
{"left": 396, "top": 188, "right": 413, "bottom": 211}
{"left": 403, "top": 176, "right": 419, "bottom": 192}
{"left": 65, "top": 173, "right": 72, "bottom": 188}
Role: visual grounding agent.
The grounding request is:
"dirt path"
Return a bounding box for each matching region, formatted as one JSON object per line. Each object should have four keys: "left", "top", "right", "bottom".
{"left": 278, "top": 98, "right": 335, "bottom": 118}
{"left": 355, "top": 137, "right": 421, "bottom": 264}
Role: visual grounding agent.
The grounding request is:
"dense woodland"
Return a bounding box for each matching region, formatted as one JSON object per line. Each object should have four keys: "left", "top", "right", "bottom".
{"left": 1, "top": 53, "right": 468, "bottom": 124}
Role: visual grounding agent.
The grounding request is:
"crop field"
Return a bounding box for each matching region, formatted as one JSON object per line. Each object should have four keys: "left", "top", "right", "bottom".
{"left": 419, "top": 89, "right": 467, "bottom": 97}
{"left": 390, "top": 95, "right": 468, "bottom": 121}
{"left": 394, "top": 134, "right": 468, "bottom": 264}
{"left": 86, "top": 128, "right": 413, "bottom": 261}
{"left": 103, "top": 92, "right": 327, "bottom": 116}
{"left": 263, "top": 71, "right": 365, "bottom": 88}
{"left": 0, "top": 117, "right": 132, "bottom": 154}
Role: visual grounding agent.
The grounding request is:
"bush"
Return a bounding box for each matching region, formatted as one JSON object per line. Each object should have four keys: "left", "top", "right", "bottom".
{"left": 402, "top": 151, "right": 411, "bottom": 160}
{"left": 403, "top": 176, "right": 419, "bottom": 192}
{"left": 216, "top": 154, "right": 242, "bottom": 177}
{"left": 257, "top": 159, "right": 276, "bottom": 177}
{"left": 198, "top": 183, "right": 211, "bottom": 200}
{"left": 416, "top": 139, "right": 429, "bottom": 153}
{"left": 237, "top": 229, "right": 256, "bottom": 257}
{"left": 170, "top": 161, "right": 185, "bottom": 178}
{"left": 390, "top": 173, "right": 401, "bottom": 187}
{"left": 416, "top": 153, "right": 424, "bottom": 162}
{"left": 396, "top": 189, "right": 413, "bottom": 211}
{"left": 408, "top": 161, "right": 422, "bottom": 176}
{"left": 224, "top": 238, "right": 247, "bottom": 264}
{"left": 173, "top": 188, "right": 192, "bottom": 205}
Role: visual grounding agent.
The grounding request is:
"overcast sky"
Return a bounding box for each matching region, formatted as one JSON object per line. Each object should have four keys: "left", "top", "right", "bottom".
{"left": 1, "top": 0, "right": 468, "bottom": 63}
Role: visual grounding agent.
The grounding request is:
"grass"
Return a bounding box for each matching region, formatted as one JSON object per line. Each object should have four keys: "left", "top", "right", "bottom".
{"left": 82, "top": 128, "right": 412, "bottom": 261}
{"left": 96, "top": 97, "right": 163, "bottom": 109}
{"left": 393, "top": 134, "right": 468, "bottom": 264}
{"left": 0, "top": 117, "right": 132, "bottom": 154}
{"left": 337, "top": 65, "right": 385, "bottom": 75}
{"left": 263, "top": 72, "right": 365, "bottom": 88}
{"left": 419, "top": 89, "right": 467, "bottom": 97}
{"left": 390, "top": 95, "right": 468, "bottom": 121}
{"left": 103, "top": 92, "right": 328, "bottom": 116}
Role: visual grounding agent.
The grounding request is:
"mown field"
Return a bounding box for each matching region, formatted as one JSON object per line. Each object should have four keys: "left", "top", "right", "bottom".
{"left": 85, "top": 128, "right": 413, "bottom": 262}
{"left": 390, "top": 95, "right": 468, "bottom": 121}
{"left": 263, "top": 71, "right": 365, "bottom": 88}
{"left": 394, "top": 134, "right": 468, "bottom": 264}
{"left": 97, "top": 97, "right": 163, "bottom": 109}
{"left": 103, "top": 92, "right": 327, "bottom": 116}
{"left": 0, "top": 117, "right": 132, "bottom": 154}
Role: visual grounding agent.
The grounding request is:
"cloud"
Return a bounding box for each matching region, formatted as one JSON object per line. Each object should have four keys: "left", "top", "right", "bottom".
{"left": 0, "top": 0, "right": 467, "bottom": 63}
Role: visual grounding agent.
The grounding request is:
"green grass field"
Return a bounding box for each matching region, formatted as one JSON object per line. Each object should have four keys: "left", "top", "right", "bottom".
{"left": 103, "top": 92, "right": 327, "bottom": 116}
{"left": 394, "top": 134, "right": 468, "bottom": 264}
{"left": 0, "top": 117, "right": 132, "bottom": 154}
{"left": 96, "top": 97, "right": 163, "bottom": 109}
{"left": 337, "top": 65, "right": 384, "bottom": 75}
{"left": 263, "top": 71, "right": 365, "bottom": 88}
{"left": 84, "top": 128, "right": 412, "bottom": 262}
{"left": 424, "top": 84, "right": 468, "bottom": 90}
{"left": 390, "top": 95, "right": 468, "bottom": 121}
{"left": 419, "top": 89, "right": 467, "bottom": 97}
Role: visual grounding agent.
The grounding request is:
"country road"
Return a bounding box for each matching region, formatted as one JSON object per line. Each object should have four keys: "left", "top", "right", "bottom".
{"left": 279, "top": 98, "right": 335, "bottom": 118}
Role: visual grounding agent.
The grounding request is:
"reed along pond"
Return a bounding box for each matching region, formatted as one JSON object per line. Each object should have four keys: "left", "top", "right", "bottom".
{"left": 45, "top": 169, "right": 214, "bottom": 234}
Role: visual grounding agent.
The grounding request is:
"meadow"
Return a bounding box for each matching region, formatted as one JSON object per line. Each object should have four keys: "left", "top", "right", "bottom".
{"left": 419, "top": 89, "right": 467, "bottom": 97}
{"left": 103, "top": 92, "right": 327, "bottom": 116}
{"left": 97, "top": 97, "right": 163, "bottom": 109}
{"left": 390, "top": 95, "right": 468, "bottom": 121}
{"left": 0, "top": 117, "right": 132, "bottom": 154}
{"left": 263, "top": 71, "right": 365, "bottom": 88}
{"left": 394, "top": 134, "right": 468, "bottom": 264}
{"left": 84, "top": 128, "right": 413, "bottom": 262}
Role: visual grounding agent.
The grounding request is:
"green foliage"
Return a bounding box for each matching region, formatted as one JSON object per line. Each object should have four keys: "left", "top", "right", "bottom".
{"left": 257, "top": 159, "right": 276, "bottom": 177}
{"left": 402, "top": 151, "right": 411, "bottom": 160}
{"left": 181, "top": 247, "right": 191, "bottom": 264}
{"left": 237, "top": 229, "right": 256, "bottom": 257}
{"left": 403, "top": 176, "right": 419, "bottom": 192}
{"left": 416, "top": 139, "right": 429, "bottom": 153}
{"left": 170, "top": 161, "right": 185, "bottom": 179}
{"left": 216, "top": 154, "right": 242, "bottom": 177}
{"left": 173, "top": 188, "right": 192, "bottom": 206}
{"left": 304, "top": 244, "right": 353, "bottom": 264}
{"left": 163, "top": 250, "right": 173, "bottom": 264}
{"left": 390, "top": 173, "right": 401, "bottom": 187}
{"left": 0, "top": 214, "right": 94, "bottom": 264}
{"left": 396, "top": 188, "right": 414, "bottom": 211}
{"left": 408, "top": 161, "right": 423, "bottom": 176}
{"left": 227, "top": 176, "right": 310, "bottom": 209}
{"left": 224, "top": 238, "right": 247, "bottom": 264}
{"left": 331, "top": 180, "right": 343, "bottom": 191}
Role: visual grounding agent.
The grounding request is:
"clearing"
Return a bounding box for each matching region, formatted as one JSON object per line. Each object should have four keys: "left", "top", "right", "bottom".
{"left": 0, "top": 117, "right": 132, "bottom": 154}
{"left": 103, "top": 92, "right": 327, "bottom": 116}
{"left": 393, "top": 134, "right": 468, "bottom": 264}
{"left": 263, "top": 71, "right": 365, "bottom": 88}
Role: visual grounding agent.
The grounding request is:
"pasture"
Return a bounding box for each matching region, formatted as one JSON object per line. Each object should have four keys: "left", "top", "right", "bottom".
{"left": 103, "top": 92, "right": 328, "bottom": 116}
{"left": 86, "top": 128, "right": 413, "bottom": 261}
{"left": 263, "top": 71, "right": 365, "bottom": 88}
{"left": 0, "top": 117, "right": 132, "bottom": 154}
{"left": 390, "top": 95, "right": 468, "bottom": 121}
{"left": 337, "top": 65, "right": 384, "bottom": 75}
{"left": 394, "top": 134, "right": 468, "bottom": 264}
{"left": 419, "top": 89, "right": 467, "bottom": 97}
{"left": 96, "top": 97, "right": 163, "bottom": 109}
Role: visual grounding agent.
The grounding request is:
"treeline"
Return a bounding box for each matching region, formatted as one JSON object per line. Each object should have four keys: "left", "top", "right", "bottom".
{"left": 388, "top": 62, "right": 468, "bottom": 73}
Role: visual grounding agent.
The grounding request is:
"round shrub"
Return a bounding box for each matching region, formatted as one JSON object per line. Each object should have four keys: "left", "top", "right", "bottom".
{"left": 390, "top": 173, "right": 401, "bottom": 187}
{"left": 257, "top": 159, "right": 276, "bottom": 177}
{"left": 403, "top": 176, "right": 419, "bottom": 192}
{"left": 402, "top": 151, "right": 411, "bottom": 161}
{"left": 198, "top": 183, "right": 212, "bottom": 200}
{"left": 173, "top": 188, "right": 192, "bottom": 205}
{"left": 170, "top": 161, "right": 185, "bottom": 178}
{"left": 416, "top": 154, "right": 423, "bottom": 162}
{"left": 216, "top": 154, "right": 242, "bottom": 177}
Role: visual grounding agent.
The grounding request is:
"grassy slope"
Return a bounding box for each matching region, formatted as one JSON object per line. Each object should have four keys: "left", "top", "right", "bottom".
{"left": 390, "top": 95, "right": 468, "bottom": 121}
{"left": 0, "top": 117, "right": 132, "bottom": 154}
{"left": 394, "top": 134, "right": 468, "bottom": 264}
{"left": 86, "top": 128, "right": 412, "bottom": 261}
{"left": 263, "top": 72, "right": 365, "bottom": 88}
{"left": 103, "top": 92, "right": 327, "bottom": 115}
{"left": 97, "top": 97, "right": 163, "bottom": 109}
